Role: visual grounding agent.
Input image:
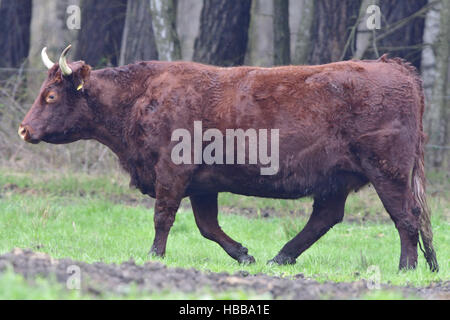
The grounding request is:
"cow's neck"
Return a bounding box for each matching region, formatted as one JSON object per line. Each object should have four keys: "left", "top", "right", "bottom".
{"left": 84, "top": 71, "right": 136, "bottom": 158}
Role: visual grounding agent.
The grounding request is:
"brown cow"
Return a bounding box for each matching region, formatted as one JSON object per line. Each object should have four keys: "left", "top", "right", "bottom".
{"left": 19, "top": 45, "right": 438, "bottom": 271}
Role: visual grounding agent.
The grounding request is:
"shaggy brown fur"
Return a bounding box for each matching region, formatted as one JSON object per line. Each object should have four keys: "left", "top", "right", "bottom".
{"left": 20, "top": 55, "right": 438, "bottom": 271}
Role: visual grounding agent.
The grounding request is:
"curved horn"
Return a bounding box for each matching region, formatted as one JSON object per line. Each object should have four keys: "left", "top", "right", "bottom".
{"left": 59, "top": 44, "right": 73, "bottom": 76}
{"left": 41, "top": 47, "right": 55, "bottom": 69}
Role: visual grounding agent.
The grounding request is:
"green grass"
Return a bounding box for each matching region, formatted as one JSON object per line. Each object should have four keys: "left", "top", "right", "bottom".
{"left": 0, "top": 169, "right": 448, "bottom": 299}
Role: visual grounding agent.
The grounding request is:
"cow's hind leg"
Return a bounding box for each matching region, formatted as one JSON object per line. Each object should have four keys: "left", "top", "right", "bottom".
{"left": 190, "top": 193, "right": 255, "bottom": 264}
{"left": 356, "top": 127, "right": 421, "bottom": 270}
{"left": 269, "top": 191, "right": 348, "bottom": 265}
{"left": 369, "top": 177, "right": 419, "bottom": 270}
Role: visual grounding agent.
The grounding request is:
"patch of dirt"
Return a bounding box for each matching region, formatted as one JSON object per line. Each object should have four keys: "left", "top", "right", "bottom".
{"left": 0, "top": 249, "right": 448, "bottom": 299}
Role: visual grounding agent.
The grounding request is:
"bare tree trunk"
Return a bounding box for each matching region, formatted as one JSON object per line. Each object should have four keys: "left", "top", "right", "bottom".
{"left": 373, "top": 0, "right": 427, "bottom": 69}
{"left": 0, "top": 0, "right": 31, "bottom": 107}
{"left": 28, "top": 0, "right": 80, "bottom": 68}
{"left": 194, "top": 0, "right": 252, "bottom": 66}
{"left": 292, "top": 0, "right": 314, "bottom": 65}
{"left": 75, "top": 0, "right": 127, "bottom": 67}
{"left": 0, "top": 0, "right": 32, "bottom": 69}
{"left": 27, "top": 0, "right": 80, "bottom": 98}
{"left": 150, "top": 0, "right": 181, "bottom": 61}
{"left": 426, "top": 0, "right": 450, "bottom": 168}
{"left": 273, "top": 0, "right": 290, "bottom": 65}
{"left": 354, "top": 0, "right": 378, "bottom": 60}
{"left": 245, "top": 0, "right": 273, "bottom": 67}
{"left": 308, "top": 0, "right": 362, "bottom": 65}
{"left": 177, "top": 0, "right": 202, "bottom": 61}
{"left": 120, "top": 0, "right": 158, "bottom": 65}
{"left": 422, "top": 1, "right": 441, "bottom": 137}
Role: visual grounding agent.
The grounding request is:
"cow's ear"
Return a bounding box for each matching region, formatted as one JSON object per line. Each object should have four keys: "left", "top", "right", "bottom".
{"left": 73, "top": 63, "right": 91, "bottom": 92}
{"left": 65, "top": 61, "right": 91, "bottom": 92}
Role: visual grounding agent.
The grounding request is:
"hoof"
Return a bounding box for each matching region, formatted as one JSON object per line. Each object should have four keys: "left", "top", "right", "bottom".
{"left": 148, "top": 246, "right": 165, "bottom": 258}
{"left": 238, "top": 254, "right": 256, "bottom": 265}
{"left": 267, "top": 253, "right": 296, "bottom": 265}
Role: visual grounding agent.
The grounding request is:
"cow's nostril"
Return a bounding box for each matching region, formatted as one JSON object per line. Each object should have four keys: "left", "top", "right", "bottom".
{"left": 18, "top": 125, "right": 29, "bottom": 140}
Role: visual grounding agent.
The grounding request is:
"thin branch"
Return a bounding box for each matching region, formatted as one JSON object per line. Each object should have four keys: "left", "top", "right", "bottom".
{"left": 340, "top": 1, "right": 367, "bottom": 61}
{"left": 374, "top": 0, "right": 441, "bottom": 43}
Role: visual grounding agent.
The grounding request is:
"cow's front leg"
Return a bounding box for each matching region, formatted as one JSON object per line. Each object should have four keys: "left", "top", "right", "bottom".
{"left": 149, "top": 196, "right": 181, "bottom": 257}
{"left": 149, "top": 168, "right": 189, "bottom": 258}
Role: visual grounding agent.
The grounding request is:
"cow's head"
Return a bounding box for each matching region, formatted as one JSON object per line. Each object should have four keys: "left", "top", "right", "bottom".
{"left": 19, "top": 45, "right": 92, "bottom": 144}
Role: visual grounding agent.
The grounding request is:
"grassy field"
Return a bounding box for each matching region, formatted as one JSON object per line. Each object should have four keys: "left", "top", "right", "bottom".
{"left": 0, "top": 168, "right": 448, "bottom": 299}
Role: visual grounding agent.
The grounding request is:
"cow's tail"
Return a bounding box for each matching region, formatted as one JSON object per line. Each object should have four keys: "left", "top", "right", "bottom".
{"left": 412, "top": 87, "right": 439, "bottom": 272}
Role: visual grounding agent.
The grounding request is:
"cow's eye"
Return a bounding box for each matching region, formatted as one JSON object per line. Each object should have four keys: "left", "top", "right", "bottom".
{"left": 46, "top": 92, "right": 57, "bottom": 103}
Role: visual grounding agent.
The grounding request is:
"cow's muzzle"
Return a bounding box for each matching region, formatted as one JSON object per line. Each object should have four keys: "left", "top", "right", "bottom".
{"left": 18, "top": 124, "right": 40, "bottom": 144}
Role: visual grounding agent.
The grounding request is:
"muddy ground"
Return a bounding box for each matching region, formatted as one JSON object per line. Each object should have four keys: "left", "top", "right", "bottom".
{"left": 0, "top": 248, "right": 448, "bottom": 299}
